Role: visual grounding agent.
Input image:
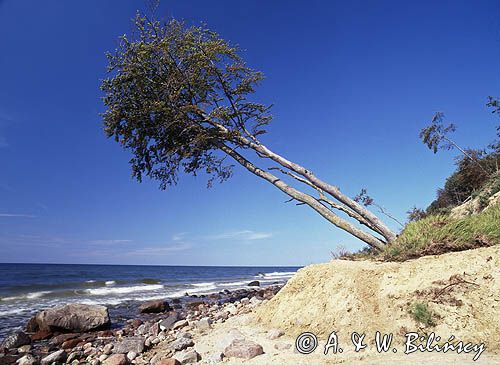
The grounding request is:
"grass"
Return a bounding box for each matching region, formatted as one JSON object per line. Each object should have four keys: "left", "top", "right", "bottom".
{"left": 409, "top": 301, "right": 436, "bottom": 327}
{"left": 381, "top": 203, "right": 500, "bottom": 261}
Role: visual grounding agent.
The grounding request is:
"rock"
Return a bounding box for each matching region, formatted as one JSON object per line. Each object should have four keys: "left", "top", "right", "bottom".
{"left": 172, "top": 320, "right": 187, "bottom": 330}
{"left": 176, "top": 332, "right": 192, "bottom": 340}
{"left": 247, "top": 281, "right": 260, "bottom": 287}
{"left": 159, "top": 312, "right": 180, "bottom": 331}
{"left": 99, "top": 354, "right": 109, "bottom": 362}
{"left": 17, "top": 345, "right": 31, "bottom": 353}
{"left": 149, "top": 322, "right": 160, "bottom": 337}
{"left": 30, "top": 330, "right": 52, "bottom": 341}
{"left": 31, "top": 304, "right": 110, "bottom": 333}
{"left": 61, "top": 338, "right": 82, "bottom": 349}
{"left": 205, "top": 352, "right": 223, "bottom": 363}
{"left": 249, "top": 297, "right": 261, "bottom": 306}
{"left": 139, "top": 300, "right": 170, "bottom": 314}
{"left": 267, "top": 329, "right": 284, "bottom": 340}
{"left": 103, "top": 354, "right": 128, "bottom": 365}
{"left": 51, "top": 333, "right": 78, "bottom": 346}
{"left": 156, "top": 360, "right": 181, "bottom": 365}
{"left": 103, "top": 343, "right": 114, "bottom": 355}
{"left": 223, "top": 339, "right": 263, "bottom": 360}
{"left": 274, "top": 342, "right": 291, "bottom": 350}
{"left": 168, "top": 337, "right": 194, "bottom": 352}
{"left": 112, "top": 337, "right": 145, "bottom": 354}
{"left": 40, "top": 350, "right": 67, "bottom": 365}
{"left": 16, "top": 355, "right": 37, "bottom": 365}
{"left": 126, "top": 352, "right": 137, "bottom": 361}
{"left": 129, "top": 319, "right": 142, "bottom": 328}
{"left": 216, "top": 329, "right": 244, "bottom": 351}
{"left": 195, "top": 318, "right": 212, "bottom": 331}
{"left": 0, "top": 355, "right": 20, "bottom": 365}
{"left": 1, "top": 331, "right": 31, "bottom": 349}
{"left": 172, "top": 349, "right": 200, "bottom": 364}
{"left": 66, "top": 351, "right": 83, "bottom": 363}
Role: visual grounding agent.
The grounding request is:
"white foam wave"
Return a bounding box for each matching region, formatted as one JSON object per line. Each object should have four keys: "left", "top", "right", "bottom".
{"left": 105, "top": 281, "right": 116, "bottom": 286}
{"left": 219, "top": 281, "right": 250, "bottom": 287}
{"left": 85, "top": 284, "right": 163, "bottom": 296}
{"left": 85, "top": 280, "right": 96, "bottom": 283}
{"left": 1, "top": 291, "right": 52, "bottom": 301}
{"left": 0, "top": 308, "right": 28, "bottom": 317}
{"left": 261, "top": 271, "right": 296, "bottom": 277}
{"left": 191, "top": 282, "right": 215, "bottom": 287}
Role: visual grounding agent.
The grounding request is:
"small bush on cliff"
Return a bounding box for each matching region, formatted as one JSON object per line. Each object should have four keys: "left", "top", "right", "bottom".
{"left": 409, "top": 302, "right": 436, "bottom": 327}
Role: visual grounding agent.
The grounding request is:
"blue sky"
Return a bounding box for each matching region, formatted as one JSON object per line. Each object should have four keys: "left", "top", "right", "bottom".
{"left": 0, "top": 0, "right": 499, "bottom": 266}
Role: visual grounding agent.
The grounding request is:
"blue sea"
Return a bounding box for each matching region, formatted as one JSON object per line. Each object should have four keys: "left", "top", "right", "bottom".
{"left": 0, "top": 263, "right": 299, "bottom": 340}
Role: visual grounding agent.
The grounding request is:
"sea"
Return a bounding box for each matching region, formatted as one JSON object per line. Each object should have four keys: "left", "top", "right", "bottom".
{"left": 0, "top": 263, "right": 299, "bottom": 340}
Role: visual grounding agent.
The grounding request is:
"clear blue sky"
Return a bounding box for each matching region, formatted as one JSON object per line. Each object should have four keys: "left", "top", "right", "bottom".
{"left": 0, "top": 0, "right": 499, "bottom": 266}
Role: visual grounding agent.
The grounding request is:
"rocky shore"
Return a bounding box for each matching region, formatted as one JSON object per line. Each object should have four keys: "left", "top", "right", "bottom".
{"left": 0, "top": 283, "right": 282, "bottom": 365}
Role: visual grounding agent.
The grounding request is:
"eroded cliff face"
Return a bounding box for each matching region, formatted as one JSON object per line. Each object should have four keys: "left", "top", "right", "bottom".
{"left": 256, "top": 245, "right": 500, "bottom": 350}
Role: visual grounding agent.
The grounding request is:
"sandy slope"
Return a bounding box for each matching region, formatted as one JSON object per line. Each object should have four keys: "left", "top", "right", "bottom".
{"left": 192, "top": 245, "right": 500, "bottom": 364}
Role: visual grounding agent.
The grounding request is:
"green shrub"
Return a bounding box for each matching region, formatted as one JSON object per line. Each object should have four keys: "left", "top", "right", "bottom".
{"left": 409, "top": 302, "right": 436, "bottom": 327}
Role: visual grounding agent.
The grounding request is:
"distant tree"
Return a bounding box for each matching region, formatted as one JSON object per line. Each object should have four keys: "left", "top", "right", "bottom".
{"left": 101, "top": 15, "right": 397, "bottom": 250}
{"left": 419, "top": 112, "right": 489, "bottom": 174}
{"left": 487, "top": 96, "right": 500, "bottom": 154}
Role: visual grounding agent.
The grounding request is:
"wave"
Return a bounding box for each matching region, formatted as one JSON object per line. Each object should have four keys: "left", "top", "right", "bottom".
{"left": 141, "top": 278, "right": 161, "bottom": 285}
{"left": 190, "top": 282, "right": 216, "bottom": 287}
{"left": 218, "top": 281, "right": 250, "bottom": 287}
{"left": 105, "top": 281, "right": 116, "bottom": 286}
{"left": 85, "top": 284, "right": 164, "bottom": 296}
{"left": 261, "top": 271, "right": 296, "bottom": 277}
{"left": 1, "top": 291, "right": 52, "bottom": 301}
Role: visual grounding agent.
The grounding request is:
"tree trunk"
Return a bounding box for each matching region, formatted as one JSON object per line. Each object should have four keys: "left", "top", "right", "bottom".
{"left": 219, "top": 143, "right": 386, "bottom": 250}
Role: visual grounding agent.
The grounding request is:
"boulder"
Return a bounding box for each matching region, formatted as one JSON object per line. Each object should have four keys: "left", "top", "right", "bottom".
{"left": 159, "top": 312, "right": 180, "bottom": 331}
{"left": 247, "top": 281, "right": 260, "bottom": 287}
{"left": 223, "top": 339, "right": 263, "bottom": 360}
{"left": 205, "top": 352, "right": 223, "bottom": 363}
{"left": 195, "top": 318, "right": 212, "bottom": 331}
{"left": 30, "top": 304, "right": 110, "bottom": 333}
{"left": 139, "top": 300, "right": 170, "bottom": 314}
{"left": 30, "top": 330, "right": 52, "bottom": 341}
{"left": 103, "top": 354, "right": 128, "bottom": 365}
{"left": 40, "top": 350, "right": 67, "bottom": 365}
{"left": 173, "top": 349, "right": 200, "bottom": 364}
{"left": 112, "top": 337, "right": 145, "bottom": 354}
{"left": 172, "top": 320, "right": 188, "bottom": 330}
{"left": 1, "top": 331, "right": 31, "bottom": 349}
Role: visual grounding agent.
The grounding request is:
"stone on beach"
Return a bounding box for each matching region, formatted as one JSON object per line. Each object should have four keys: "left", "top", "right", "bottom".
{"left": 247, "top": 281, "right": 260, "bottom": 287}
{"left": 155, "top": 359, "right": 181, "bottom": 365}
{"left": 103, "top": 354, "right": 129, "bottom": 365}
{"left": 159, "top": 312, "right": 180, "bottom": 331}
{"left": 216, "top": 329, "right": 244, "bottom": 351}
{"left": 168, "top": 337, "right": 194, "bottom": 352}
{"left": 172, "top": 349, "right": 200, "bottom": 364}
{"left": 112, "top": 337, "right": 145, "bottom": 354}
{"left": 16, "top": 354, "right": 37, "bottom": 365}
{"left": 139, "top": 300, "right": 171, "bottom": 314}
{"left": 195, "top": 317, "right": 212, "bottom": 331}
{"left": 1, "top": 331, "right": 31, "bottom": 349}
{"left": 223, "top": 339, "right": 264, "bottom": 360}
{"left": 266, "top": 328, "right": 285, "bottom": 340}
{"left": 40, "top": 350, "right": 67, "bottom": 365}
{"left": 29, "top": 304, "right": 110, "bottom": 333}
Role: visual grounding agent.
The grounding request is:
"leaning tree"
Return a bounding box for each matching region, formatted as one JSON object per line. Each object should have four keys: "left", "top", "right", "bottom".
{"left": 101, "top": 15, "right": 397, "bottom": 250}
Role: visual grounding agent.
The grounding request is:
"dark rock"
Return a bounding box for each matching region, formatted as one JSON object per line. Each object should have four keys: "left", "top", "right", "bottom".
{"left": 31, "top": 304, "right": 110, "bottom": 333}
{"left": 51, "top": 333, "right": 78, "bottom": 346}
{"left": 1, "top": 331, "right": 31, "bottom": 349}
{"left": 168, "top": 337, "right": 194, "bottom": 352}
{"left": 139, "top": 300, "right": 170, "bottom": 314}
{"left": 159, "top": 312, "right": 180, "bottom": 331}
{"left": 0, "top": 355, "right": 19, "bottom": 365}
{"left": 16, "top": 354, "right": 38, "bottom": 365}
{"left": 30, "top": 330, "right": 52, "bottom": 342}
{"left": 61, "top": 338, "right": 82, "bottom": 349}
{"left": 247, "top": 281, "right": 260, "bottom": 287}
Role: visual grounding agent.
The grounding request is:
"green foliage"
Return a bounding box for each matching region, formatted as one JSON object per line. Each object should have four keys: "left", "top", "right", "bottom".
{"left": 381, "top": 203, "right": 500, "bottom": 261}
{"left": 409, "top": 302, "right": 436, "bottom": 327}
{"left": 427, "top": 152, "right": 499, "bottom": 214}
{"left": 101, "top": 14, "right": 271, "bottom": 188}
